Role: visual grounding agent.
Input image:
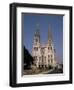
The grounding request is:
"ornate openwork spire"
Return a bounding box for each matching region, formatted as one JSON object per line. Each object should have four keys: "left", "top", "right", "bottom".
{"left": 35, "top": 24, "right": 39, "bottom": 33}
{"left": 34, "top": 24, "right": 40, "bottom": 45}
{"left": 35, "top": 24, "right": 40, "bottom": 37}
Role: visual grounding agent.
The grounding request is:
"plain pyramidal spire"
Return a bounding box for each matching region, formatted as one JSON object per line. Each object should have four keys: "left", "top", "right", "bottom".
{"left": 48, "top": 24, "right": 52, "bottom": 40}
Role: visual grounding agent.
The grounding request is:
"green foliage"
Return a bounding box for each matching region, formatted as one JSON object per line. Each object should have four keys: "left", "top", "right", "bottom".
{"left": 23, "top": 46, "right": 34, "bottom": 69}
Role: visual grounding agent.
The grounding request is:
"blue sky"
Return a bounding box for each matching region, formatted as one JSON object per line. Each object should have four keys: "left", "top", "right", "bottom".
{"left": 22, "top": 13, "right": 63, "bottom": 64}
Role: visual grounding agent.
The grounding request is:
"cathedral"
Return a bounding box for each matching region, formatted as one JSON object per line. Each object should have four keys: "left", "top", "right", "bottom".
{"left": 32, "top": 24, "right": 56, "bottom": 68}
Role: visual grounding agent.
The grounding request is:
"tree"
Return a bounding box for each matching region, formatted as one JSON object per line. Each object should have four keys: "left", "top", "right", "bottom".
{"left": 23, "top": 46, "right": 34, "bottom": 69}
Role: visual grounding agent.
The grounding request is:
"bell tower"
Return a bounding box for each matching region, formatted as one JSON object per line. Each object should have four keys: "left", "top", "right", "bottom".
{"left": 32, "top": 24, "right": 41, "bottom": 67}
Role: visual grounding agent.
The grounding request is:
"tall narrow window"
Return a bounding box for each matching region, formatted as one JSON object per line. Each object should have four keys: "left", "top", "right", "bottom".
{"left": 45, "top": 56, "right": 46, "bottom": 63}
{"left": 51, "top": 47, "right": 52, "bottom": 50}
{"left": 48, "top": 47, "right": 50, "bottom": 52}
{"left": 51, "top": 59, "right": 53, "bottom": 63}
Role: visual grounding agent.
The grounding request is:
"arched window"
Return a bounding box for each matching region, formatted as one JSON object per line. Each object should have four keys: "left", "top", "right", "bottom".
{"left": 39, "top": 57, "right": 41, "bottom": 65}
{"left": 45, "top": 56, "right": 46, "bottom": 63}
{"left": 48, "top": 47, "right": 49, "bottom": 50}
{"left": 33, "top": 56, "right": 37, "bottom": 60}
{"left": 51, "top": 59, "right": 53, "bottom": 63}
{"left": 48, "top": 47, "right": 50, "bottom": 52}
{"left": 34, "top": 47, "right": 38, "bottom": 51}
{"left": 48, "top": 55, "right": 50, "bottom": 59}
{"left": 35, "top": 38, "right": 38, "bottom": 42}
{"left": 51, "top": 47, "right": 52, "bottom": 50}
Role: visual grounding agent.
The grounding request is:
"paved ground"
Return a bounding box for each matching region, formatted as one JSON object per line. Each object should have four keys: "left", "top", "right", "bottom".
{"left": 41, "top": 68, "right": 54, "bottom": 74}
{"left": 23, "top": 67, "right": 63, "bottom": 75}
{"left": 48, "top": 68, "right": 63, "bottom": 74}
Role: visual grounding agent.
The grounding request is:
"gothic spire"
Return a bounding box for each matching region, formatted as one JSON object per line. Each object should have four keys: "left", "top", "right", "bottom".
{"left": 48, "top": 25, "right": 52, "bottom": 39}
{"left": 34, "top": 24, "right": 40, "bottom": 45}
{"left": 48, "top": 25, "right": 52, "bottom": 44}
{"left": 35, "top": 24, "right": 40, "bottom": 37}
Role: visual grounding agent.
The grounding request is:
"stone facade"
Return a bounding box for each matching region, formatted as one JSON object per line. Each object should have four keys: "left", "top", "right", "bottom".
{"left": 32, "top": 24, "right": 56, "bottom": 68}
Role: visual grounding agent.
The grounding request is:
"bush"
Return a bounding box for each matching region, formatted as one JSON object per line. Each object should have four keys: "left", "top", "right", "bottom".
{"left": 48, "top": 65, "right": 53, "bottom": 69}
